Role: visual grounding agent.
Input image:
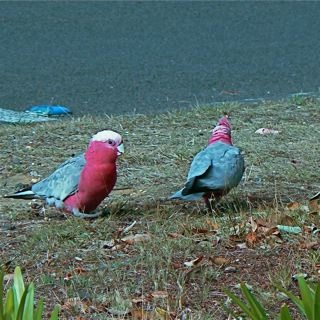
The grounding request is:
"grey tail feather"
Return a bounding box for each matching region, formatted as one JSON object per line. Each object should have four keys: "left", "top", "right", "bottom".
{"left": 169, "top": 190, "right": 204, "bottom": 201}
{"left": 3, "top": 188, "right": 37, "bottom": 200}
{"left": 168, "top": 190, "right": 183, "bottom": 200}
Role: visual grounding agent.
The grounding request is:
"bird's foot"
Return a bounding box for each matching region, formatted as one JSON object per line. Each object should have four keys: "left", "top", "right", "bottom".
{"left": 204, "top": 194, "right": 222, "bottom": 214}
{"left": 72, "top": 208, "right": 103, "bottom": 219}
{"left": 205, "top": 199, "right": 219, "bottom": 213}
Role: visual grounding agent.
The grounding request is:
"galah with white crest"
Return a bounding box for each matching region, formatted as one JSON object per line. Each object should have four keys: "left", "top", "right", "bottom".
{"left": 169, "top": 116, "right": 244, "bottom": 208}
{"left": 4, "top": 130, "right": 124, "bottom": 218}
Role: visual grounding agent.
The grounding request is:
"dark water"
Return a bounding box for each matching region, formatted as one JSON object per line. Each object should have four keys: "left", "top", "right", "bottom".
{"left": 1, "top": 2, "right": 319, "bottom": 116}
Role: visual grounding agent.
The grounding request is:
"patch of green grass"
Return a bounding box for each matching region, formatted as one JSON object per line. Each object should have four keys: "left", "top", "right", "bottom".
{"left": 0, "top": 99, "right": 319, "bottom": 318}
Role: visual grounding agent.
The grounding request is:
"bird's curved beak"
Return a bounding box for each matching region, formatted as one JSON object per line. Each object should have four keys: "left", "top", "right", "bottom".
{"left": 117, "top": 143, "right": 124, "bottom": 155}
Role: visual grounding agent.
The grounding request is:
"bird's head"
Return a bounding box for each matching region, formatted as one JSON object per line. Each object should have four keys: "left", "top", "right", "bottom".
{"left": 91, "top": 130, "right": 124, "bottom": 155}
{"left": 208, "top": 115, "right": 232, "bottom": 145}
{"left": 217, "top": 115, "right": 231, "bottom": 129}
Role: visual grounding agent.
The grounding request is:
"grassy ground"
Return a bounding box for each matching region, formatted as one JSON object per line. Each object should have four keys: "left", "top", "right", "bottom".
{"left": 0, "top": 98, "right": 319, "bottom": 319}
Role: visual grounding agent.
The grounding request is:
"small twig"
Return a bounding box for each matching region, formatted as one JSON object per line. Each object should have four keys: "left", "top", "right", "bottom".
{"left": 122, "top": 220, "right": 137, "bottom": 234}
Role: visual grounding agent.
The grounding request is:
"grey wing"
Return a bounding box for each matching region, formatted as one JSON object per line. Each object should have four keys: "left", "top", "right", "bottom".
{"left": 181, "top": 148, "right": 213, "bottom": 195}
{"left": 183, "top": 143, "right": 244, "bottom": 195}
{"left": 32, "top": 153, "right": 86, "bottom": 201}
{"left": 191, "top": 146, "right": 244, "bottom": 192}
{"left": 187, "top": 148, "right": 213, "bottom": 180}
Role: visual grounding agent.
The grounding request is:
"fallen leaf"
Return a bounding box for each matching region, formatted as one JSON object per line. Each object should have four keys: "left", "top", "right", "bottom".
{"left": 121, "top": 233, "right": 152, "bottom": 244}
{"left": 309, "top": 199, "right": 320, "bottom": 212}
{"left": 63, "top": 267, "right": 86, "bottom": 281}
{"left": 299, "top": 241, "right": 319, "bottom": 250}
{"left": 168, "top": 232, "right": 182, "bottom": 238}
{"left": 302, "top": 225, "right": 317, "bottom": 234}
{"left": 209, "top": 256, "right": 230, "bottom": 266}
{"left": 245, "top": 231, "right": 259, "bottom": 247}
{"left": 184, "top": 256, "right": 204, "bottom": 267}
{"left": 256, "top": 219, "right": 272, "bottom": 228}
{"left": 62, "top": 298, "right": 89, "bottom": 313}
{"left": 262, "top": 226, "right": 279, "bottom": 237}
{"left": 111, "top": 244, "right": 126, "bottom": 251}
{"left": 171, "top": 262, "right": 182, "bottom": 269}
{"left": 64, "top": 272, "right": 73, "bottom": 281}
{"left": 74, "top": 267, "right": 86, "bottom": 275}
{"left": 191, "top": 227, "right": 209, "bottom": 234}
{"left": 236, "top": 243, "right": 248, "bottom": 249}
{"left": 277, "top": 214, "right": 295, "bottom": 226}
{"left": 151, "top": 290, "right": 168, "bottom": 299}
{"left": 255, "top": 128, "right": 280, "bottom": 135}
{"left": 248, "top": 216, "right": 258, "bottom": 232}
{"left": 229, "top": 235, "right": 244, "bottom": 243}
{"left": 206, "top": 219, "right": 220, "bottom": 230}
{"left": 131, "top": 296, "right": 147, "bottom": 304}
{"left": 286, "top": 202, "right": 300, "bottom": 210}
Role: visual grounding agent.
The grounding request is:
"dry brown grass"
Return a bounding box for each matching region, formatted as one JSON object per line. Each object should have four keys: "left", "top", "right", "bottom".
{"left": 0, "top": 98, "right": 319, "bottom": 319}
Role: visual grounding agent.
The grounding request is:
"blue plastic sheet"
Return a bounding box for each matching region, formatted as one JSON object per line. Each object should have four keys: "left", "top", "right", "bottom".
{"left": 26, "top": 105, "right": 72, "bottom": 116}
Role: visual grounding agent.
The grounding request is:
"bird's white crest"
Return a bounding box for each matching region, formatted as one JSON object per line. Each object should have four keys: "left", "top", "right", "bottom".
{"left": 91, "top": 130, "right": 122, "bottom": 144}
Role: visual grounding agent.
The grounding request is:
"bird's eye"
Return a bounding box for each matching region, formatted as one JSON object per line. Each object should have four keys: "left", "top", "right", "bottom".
{"left": 107, "top": 139, "right": 115, "bottom": 145}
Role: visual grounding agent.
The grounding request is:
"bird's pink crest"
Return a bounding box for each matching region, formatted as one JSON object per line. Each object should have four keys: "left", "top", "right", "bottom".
{"left": 217, "top": 116, "right": 231, "bottom": 129}
{"left": 208, "top": 116, "right": 232, "bottom": 145}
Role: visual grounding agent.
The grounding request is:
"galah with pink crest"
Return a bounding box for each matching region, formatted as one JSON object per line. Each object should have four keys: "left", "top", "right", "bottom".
{"left": 169, "top": 116, "right": 244, "bottom": 208}
{"left": 4, "top": 130, "right": 124, "bottom": 218}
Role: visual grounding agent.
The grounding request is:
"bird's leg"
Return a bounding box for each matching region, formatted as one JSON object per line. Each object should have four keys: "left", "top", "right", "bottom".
{"left": 54, "top": 199, "right": 64, "bottom": 209}
{"left": 203, "top": 194, "right": 216, "bottom": 212}
{"left": 204, "top": 195, "right": 212, "bottom": 211}
{"left": 203, "top": 192, "right": 223, "bottom": 212}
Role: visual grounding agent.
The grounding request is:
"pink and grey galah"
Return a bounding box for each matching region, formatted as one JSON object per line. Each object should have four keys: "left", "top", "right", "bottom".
{"left": 4, "top": 130, "right": 124, "bottom": 218}
{"left": 169, "top": 116, "right": 244, "bottom": 207}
